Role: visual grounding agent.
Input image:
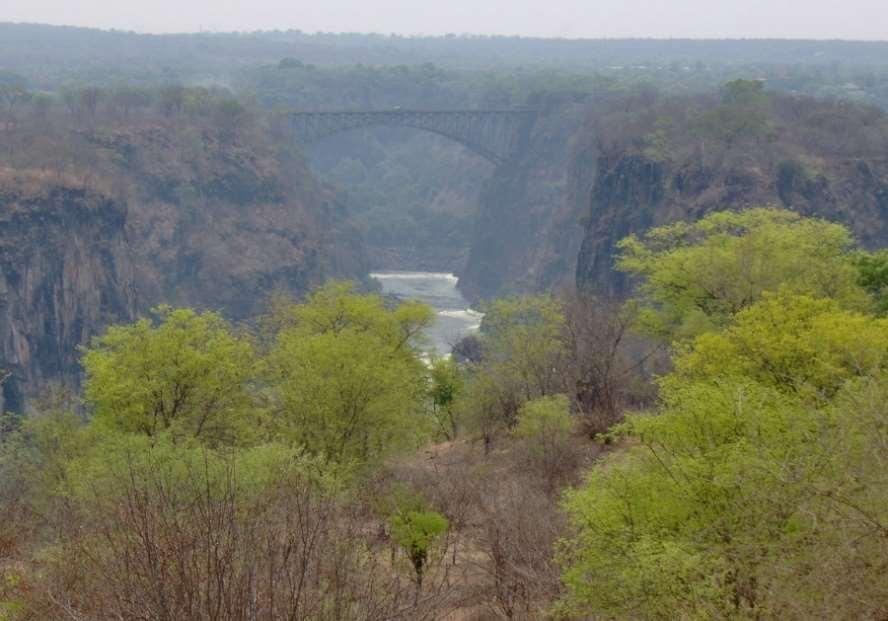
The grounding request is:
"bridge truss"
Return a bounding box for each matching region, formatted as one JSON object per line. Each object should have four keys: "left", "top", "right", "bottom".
{"left": 287, "top": 109, "right": 537, "bottom": 165}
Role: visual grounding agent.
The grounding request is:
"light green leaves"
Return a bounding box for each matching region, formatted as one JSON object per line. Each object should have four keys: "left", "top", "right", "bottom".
{"left": 268, "top": 281, "right": 433, "bottom": 465}
{"left": 617, "top": 208, "right": 870, "bottom": 341}
{"left": 82, "top": 306, "right": 258, "bottom": 446}
{"left": 673, "top": 291, "right": 888, "bottom": 399}
{"left": 559, "top": 210, "right": 888, "bottom": 619}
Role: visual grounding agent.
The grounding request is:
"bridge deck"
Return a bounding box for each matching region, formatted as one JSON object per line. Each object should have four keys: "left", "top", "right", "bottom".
{"left": 288, "top": 108, "right": 537, "bottom": 165}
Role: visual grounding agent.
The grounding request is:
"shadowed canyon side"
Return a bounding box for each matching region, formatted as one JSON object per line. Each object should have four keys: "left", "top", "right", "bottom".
{"left": 458, "top": 100, "right": 590, "bottom": 300}
{"left": 574, "top": 91, "right": 888, "bottom": 294}
{"left": 0, "top": 121, "right": 368, "bottom": 411}
{"left": 459, "top": 89, "right": 888, "bottom": 301}
{"left": 0, "top": 173, "right": 137, "bottom": 413}
{"left": 112, "top": 123, "right": 369, "bottom": 319}
{"left": 575, "top": 154, "right": 888, "bottom": 294}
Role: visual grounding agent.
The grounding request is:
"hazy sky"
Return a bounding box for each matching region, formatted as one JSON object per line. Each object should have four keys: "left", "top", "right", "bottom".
{"left": 6, "top": 0, "right": 888, "bottom": 40}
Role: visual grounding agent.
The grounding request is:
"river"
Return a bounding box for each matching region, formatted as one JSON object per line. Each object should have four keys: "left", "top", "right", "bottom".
{"left": 370, "top": 271, "right": 483, "bottom": 357}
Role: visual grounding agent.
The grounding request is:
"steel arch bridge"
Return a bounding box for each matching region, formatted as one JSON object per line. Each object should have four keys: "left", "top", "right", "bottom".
{"left": 287, "top": 108, "right": 537, "bottom": 165}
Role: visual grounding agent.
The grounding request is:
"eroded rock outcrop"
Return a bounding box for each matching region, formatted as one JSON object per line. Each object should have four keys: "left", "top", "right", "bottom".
{"left": 576, "top": 152, "right": 888, "bottom": 294}
{"left": 104, "top": 125, "right": 367, "bottom": 319}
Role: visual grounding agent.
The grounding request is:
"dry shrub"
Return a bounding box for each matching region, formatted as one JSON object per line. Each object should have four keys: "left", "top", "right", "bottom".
{"left": 473, "top": 478, "right": 565, "bottom": 621}
{"left": 561, "top": 293, "right": 661, "bottom": 438}
{"left": 385, "top": 437, "right": 596, "bottom": 620}
{"left": 512, "top": 395, "right": 586, "bottom": 495}
{"left": 26, "top": 457, "right": 454, "bottom": 621}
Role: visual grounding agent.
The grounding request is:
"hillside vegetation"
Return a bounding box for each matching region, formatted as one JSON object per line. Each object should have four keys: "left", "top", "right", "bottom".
{"left": 0, "top": 85, "right": 366, "bottom": 411}
{"left": 2, "top": 209, "right": 887, "bottom": 619}
{"left": 2, "top": 26, "right": 888, "bottom": 619}
{"left": 571, "top": 81, "right": 888, "bottom": 293}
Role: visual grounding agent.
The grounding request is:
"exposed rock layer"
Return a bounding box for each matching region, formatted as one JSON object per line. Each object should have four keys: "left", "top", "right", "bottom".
{"left": 575, "top": 158, "right": 888, "bottom": 295}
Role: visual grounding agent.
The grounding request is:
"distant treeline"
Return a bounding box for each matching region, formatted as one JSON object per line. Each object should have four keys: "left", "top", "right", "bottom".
{"left": 4, "top": 22, "right": 888, "bottom": 109}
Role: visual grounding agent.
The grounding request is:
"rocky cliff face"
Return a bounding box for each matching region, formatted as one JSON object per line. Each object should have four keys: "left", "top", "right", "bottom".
{"left": 103, "top": 125, "right": 368, "bottom": 320}
{"left": 0, "top": 172, "right": 137, "bottom": 413}
{"left": 1, "top": 123, "right": 368, "bottom": 412}
{"left": 462, "top": 91, "right": 888, "bottom": 301}
{"left": 458, "top": 103, "right": 589, "bottom": 300}
{"left": 576, "top": 149, "right": 888, "bottom": 293}
{"left": 576, "top": 96, "right": 888, "bottom": 295}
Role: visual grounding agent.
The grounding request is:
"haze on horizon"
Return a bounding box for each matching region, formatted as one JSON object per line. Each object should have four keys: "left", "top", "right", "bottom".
{"left": 5, "top": 0, "right": 888, "bottom": 40}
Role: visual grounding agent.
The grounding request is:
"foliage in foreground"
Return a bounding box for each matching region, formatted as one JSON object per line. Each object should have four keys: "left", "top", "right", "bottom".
{"left": 3, "top": 209, "right": 888, "bottom": 620}
{"left": 559, "top": 208, "right": 888, "bottom": 620}
{"left": 617, "top": 207, "right": 873, "bottom": 341}
{"left": 560, "top": 372, "right": 888, "bottom": 619}
{"left": 0, "top": 281, "right": 451, "bottom": 620}
{"left": 268, "top": 281, "right": 433, "bottom": 464}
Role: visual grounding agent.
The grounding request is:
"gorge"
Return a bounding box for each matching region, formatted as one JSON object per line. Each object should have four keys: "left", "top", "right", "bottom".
{"left": 5, "top": 31, "right": 888, "bottom": 415}
{"left": 3, "top": 22, "right": 888, "bottom": 620}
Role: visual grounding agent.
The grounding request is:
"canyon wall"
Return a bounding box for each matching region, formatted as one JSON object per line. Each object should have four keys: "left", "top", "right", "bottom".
{"left": 1, "top": 123, "right": 367, "bottom": 411}
{"left": 575, "top": 154, "right": 888, "bottom": 294}
{"left": 0, "top": 174, "right": 136, "bottom": 413}
{"left": 574, "top": 91, "right": 888, "bottom": 293}
{"left": 459, "top": 102, "right": 590, "bottom": 299}
{"left": 461, "top": 90, "right": 888, "bottom": 301}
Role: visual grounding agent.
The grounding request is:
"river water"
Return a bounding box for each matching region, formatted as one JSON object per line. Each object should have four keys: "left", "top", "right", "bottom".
{"left": 370, "top": 271, "right": 483, "bottom": 356}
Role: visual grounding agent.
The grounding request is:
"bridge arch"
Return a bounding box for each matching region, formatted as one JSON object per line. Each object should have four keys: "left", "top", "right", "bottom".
{"left": 287, "top": 109, "right": 537, "bottom": 165}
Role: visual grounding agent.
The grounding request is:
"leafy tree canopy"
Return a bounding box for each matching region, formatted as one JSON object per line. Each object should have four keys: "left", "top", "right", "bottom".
{"left": 673, "top": 290, "right": 888, "bottom": 399}
{"left": 456, "top": 295, "right": 567, "bottom": 446}
{"left": 268, "top": 281, "right": 433, "bottom": 465}
{"left": 617, "top": 208, "right": 870, "bottom": 341}
{"left": 514, "top": 394, "right": 573, "bottom": 444}
{"left": 560, "top": 371, "right": 888, "bottom": 619}
{"left": 82, "top": 306, "right": 258, "bottom": 447}
{"left": 854, "top": 248, "right": 888, "bottom": 315}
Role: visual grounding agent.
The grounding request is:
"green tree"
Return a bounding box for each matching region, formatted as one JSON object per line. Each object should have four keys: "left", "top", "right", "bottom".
{"left": 268, "top": 280, "right": 431, "bottom": 348}
{"left": 515, "top": 394, "right": 573, "bottom": 443}
{"left": 456, "top": 295, "right": 566, "bottom": 453}
{"left": 722, "top": 78, "right": 768, "bottom": 105}
{"left": 481, "top": 295, "right": 566, "bottom": 400}
{"left": 386, "top": 491, "right": 449, "bottom": 596}
{"left": 559, "top": 372, "right": 888, "bottom": 620}
{"left": 62, "top": 434, "right": 333, "bottom": 514}
{"left": 559, "top": 380, "right": 810, "bottom": 619}
{"left": 514, "top": 394, "right": 577, "bottom": 490}
{"left": 428, "top": 357, "right": 464, "bottom": 440}
{"left": 558, "top": 294, "right": 888, "bottom": 619}
{"left": 82, "top": 306, "right": 258, "bottom": 446}
{"left": 674, "top": 290, "right": 888, "bottom": 399}
{"left": 268, "top": 281, "right": 433, "bottom": 465}
{"left": 855, "top": 248, "right": 888, "bottom": 314}
{"left": 617, "top": 208, "right": 870, "bottom": 341}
